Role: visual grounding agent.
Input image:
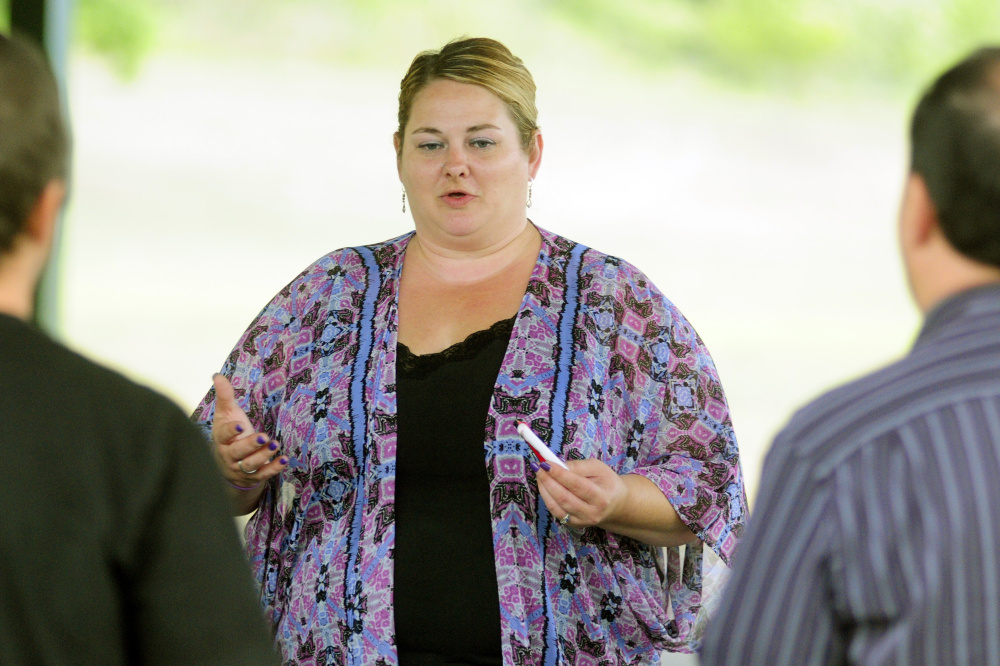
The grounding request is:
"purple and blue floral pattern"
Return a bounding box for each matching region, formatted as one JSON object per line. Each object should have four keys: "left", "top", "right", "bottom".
{"left": 194, "top": 227, "right": 747, "bottom": 664}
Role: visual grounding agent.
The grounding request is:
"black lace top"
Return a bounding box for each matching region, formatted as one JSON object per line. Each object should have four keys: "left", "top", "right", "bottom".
{"left": 393, "top": 317, "right": 515, "bottom": 665}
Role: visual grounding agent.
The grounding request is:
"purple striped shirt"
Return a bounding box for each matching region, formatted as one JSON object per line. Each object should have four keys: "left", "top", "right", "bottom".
{"left": 702, "top": 284, "right": 1000, "bottom": 665}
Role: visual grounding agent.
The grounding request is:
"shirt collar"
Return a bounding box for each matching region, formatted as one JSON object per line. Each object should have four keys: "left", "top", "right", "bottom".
{"left": 914, "top": 282, "right": 1000, "bottom": 349}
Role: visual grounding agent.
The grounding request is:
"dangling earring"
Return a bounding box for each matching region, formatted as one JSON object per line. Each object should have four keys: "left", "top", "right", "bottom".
{"left": 526, "top": 178, "right": 533, "bottom": 208}
{"left": 401, "top": 188, "right": 406, "bottom": 213}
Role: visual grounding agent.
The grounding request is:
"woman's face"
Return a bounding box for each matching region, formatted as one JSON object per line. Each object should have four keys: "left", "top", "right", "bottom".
{"left": 395, "top": 78, "right": 542, "bottom": 248}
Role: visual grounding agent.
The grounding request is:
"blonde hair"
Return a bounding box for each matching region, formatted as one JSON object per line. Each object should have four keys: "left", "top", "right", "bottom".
{"left": 397, "top": 37, "right": 539, "bottom": 152}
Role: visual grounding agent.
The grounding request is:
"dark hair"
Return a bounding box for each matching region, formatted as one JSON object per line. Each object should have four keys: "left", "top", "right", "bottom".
{"left": 397, "top": 37, "right": 539, "bottom": 152}
{"left": 0, "top": 33, "right": 69, "bottom": 255}
{"left": 911, "top": 46, "right": 1000, "bottom": 267}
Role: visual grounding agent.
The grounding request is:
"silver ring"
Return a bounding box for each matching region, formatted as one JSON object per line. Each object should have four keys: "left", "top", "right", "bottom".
{"left": 559, "top": 513, "right": 571, "bottom": 525}
{"left": 237, "top": 459, "right": 258, "bottom": 475}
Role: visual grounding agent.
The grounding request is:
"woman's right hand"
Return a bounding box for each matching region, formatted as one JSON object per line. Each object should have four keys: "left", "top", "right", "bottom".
{"left": 211, "top": 374, "right": 288, "bottom": 513}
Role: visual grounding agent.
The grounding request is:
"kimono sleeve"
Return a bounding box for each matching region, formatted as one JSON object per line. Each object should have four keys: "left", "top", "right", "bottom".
{"left": 629, "top": 303, "right": 747, "bottom": 565}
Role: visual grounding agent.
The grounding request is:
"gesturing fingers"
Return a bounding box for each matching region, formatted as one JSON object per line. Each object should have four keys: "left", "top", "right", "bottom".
{"left": 213, "top": 372, "right": 239, "bottom": 410}
{"left": 214, "top": 419, "right": 248, "bottom": 447}
{"left": 211, "top": 374, "right": 252, "bottom": 446}
{"left": 226, "top": 433, "right": 289, "bottom": 487}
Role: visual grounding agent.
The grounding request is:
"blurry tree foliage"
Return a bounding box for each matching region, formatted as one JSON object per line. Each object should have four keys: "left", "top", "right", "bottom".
{"left": 2, "top": 0, "right": 155, "bottom": 78}
{"left": 17, "top": 0, "right": 997, "bottom": 94}
{"left": 547, "top": 0, "right": 1000, "bottom": 93}
{"left": 75, "top": 0, "right": 156, "bottom": 78}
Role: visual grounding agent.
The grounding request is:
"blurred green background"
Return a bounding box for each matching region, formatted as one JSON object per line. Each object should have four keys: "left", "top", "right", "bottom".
{"left": 8, "top": 0, "right": 999, "bottom": 92}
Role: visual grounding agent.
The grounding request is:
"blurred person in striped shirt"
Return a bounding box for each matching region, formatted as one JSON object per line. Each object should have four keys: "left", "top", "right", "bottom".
{"left": 702, "top": 46, "right": 1000, "bottom": 665}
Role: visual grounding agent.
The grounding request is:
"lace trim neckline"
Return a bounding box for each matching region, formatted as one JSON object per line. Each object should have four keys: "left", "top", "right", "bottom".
{"left": 397, "top": 316, "right": 516, "bottom": 378}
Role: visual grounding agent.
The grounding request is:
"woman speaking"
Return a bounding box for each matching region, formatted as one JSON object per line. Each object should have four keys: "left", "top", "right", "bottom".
{"left": 195, "top": 37, "right": 747, "bottom": 665}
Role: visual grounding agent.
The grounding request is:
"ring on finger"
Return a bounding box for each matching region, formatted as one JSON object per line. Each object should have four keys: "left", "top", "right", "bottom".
{"left": 237, "top": 459, "right": 259, "bottom": 475}
{"left": 559, "top": 513, "right": 571, "bottom": 525}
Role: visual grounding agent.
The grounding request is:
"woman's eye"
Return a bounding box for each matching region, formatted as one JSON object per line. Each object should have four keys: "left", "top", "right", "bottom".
{"left": 418, "top": 142, "right": 443, "bottom": 151}
{"left": 470, "top": 139, "right": 495, "bottom": 149}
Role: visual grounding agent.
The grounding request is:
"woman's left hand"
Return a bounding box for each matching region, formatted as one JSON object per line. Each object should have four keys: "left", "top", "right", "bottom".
{"left": 533, "top": 458, "right": 629, "bottom": 528}
{"left": 532, "top": 458, "right": 699, "bottom": 547}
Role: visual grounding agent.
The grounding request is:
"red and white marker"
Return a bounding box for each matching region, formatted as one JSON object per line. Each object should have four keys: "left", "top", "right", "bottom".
{"left": 517, "top": 422, "right": 569, "bottom": 470}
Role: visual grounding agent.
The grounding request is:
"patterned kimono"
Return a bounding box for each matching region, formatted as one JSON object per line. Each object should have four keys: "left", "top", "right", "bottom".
{"left": 194, "top": 227, "right": 747, "bottom": 665}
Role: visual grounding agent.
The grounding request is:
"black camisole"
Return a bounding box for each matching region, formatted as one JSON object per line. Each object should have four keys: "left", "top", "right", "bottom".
{"left": 393, "top": 317, "right": 515, "bottom": 666}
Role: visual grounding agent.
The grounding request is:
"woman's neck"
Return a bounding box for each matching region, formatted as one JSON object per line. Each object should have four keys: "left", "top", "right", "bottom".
{"left": 406, "top": 222, "right": 540, "bottom": 286}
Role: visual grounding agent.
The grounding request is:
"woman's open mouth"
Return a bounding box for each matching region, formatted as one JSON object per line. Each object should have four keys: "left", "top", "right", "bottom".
{"left": 441, "top": 191, "right": 475, "bottom": 206}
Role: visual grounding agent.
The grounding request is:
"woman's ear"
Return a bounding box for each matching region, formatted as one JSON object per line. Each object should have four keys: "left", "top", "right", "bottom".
{"left": 528, "top": 130, "right": 544, "bottom": 179}
{"left": 393, "top": 132, "right": 403, "bottom": 177}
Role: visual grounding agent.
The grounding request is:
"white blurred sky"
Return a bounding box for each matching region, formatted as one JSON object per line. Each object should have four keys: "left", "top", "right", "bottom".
{"left": 59, "top": 31, "right": 919, "bottom": 508}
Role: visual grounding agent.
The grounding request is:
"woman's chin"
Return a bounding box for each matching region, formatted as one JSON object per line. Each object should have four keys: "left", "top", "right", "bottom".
{"left": 415, "top": 214, "right": 488, "bottom": 240}
{"left": 412, "top": 208, "right": 529, "bottom": 250}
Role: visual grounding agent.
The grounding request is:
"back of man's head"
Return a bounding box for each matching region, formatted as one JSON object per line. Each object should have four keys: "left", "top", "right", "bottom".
{"left": 911, "top": 47, "right": 1000, "bottom": 268}
{"left": 0, "top": 33, "right": 68, "bottom": 257}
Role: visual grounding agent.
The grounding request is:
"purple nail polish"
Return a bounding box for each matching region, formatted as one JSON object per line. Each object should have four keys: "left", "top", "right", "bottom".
{"left": 529, "top": 459, "right": 540, "bottom": 472}
{"left": 268, "top": 441, "right": 278, "bottom": 451}
{"left": 540, "top": 462, "right": 551, "bottom": 472}
{"left": 279, "top": 457, "right": 288, "bottom": 465}
{"left": 257, "top": 435, "right": 266, "bottom": 445}
{"left": 235, "top": 424, "right": 244, "bottom": 433}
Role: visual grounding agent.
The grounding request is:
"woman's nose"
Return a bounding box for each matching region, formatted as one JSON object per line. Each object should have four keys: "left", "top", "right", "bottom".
{"left": 443, "top": 146, "right": 469, "bottom": 178}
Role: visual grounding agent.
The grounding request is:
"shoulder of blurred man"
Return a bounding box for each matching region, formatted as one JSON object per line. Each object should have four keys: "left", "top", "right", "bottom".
{"left": 767, "top": 282, "right": 1000, "bottom": 480}
{"left": 0, "top": 312, "right": 279, "bottom": 665}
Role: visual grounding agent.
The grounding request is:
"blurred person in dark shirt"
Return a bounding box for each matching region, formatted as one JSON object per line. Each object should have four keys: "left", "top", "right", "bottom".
{"left": 0, "top": 32, "right": 278, "bottom": 665}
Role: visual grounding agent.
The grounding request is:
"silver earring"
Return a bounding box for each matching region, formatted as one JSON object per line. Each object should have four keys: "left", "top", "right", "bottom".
{"left": 401, "top": 189, "right": 406, "bottom": 213}
{"left": 526, "top": 178, "right": 533, "bottom": 208}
